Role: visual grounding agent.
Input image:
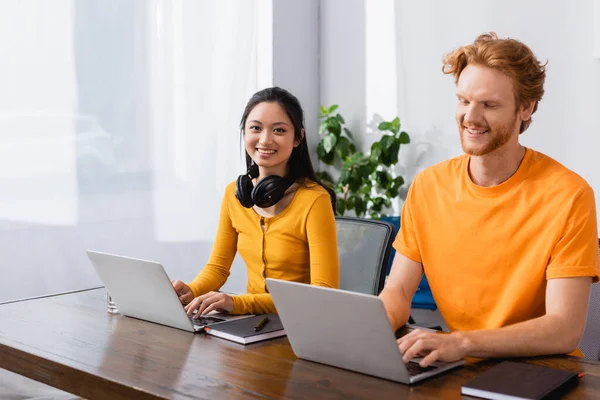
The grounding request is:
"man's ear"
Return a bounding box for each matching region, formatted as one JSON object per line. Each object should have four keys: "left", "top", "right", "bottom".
{"left": 520, "top": 101, "right": 536, "bottom": 122}
{"left": 294, "top": 128, "right": 305, "bottom": 147}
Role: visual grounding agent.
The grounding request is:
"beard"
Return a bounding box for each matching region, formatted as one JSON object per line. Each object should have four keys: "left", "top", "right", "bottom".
{"left": 458, "top": 114, "right": 518, "bottom": 156}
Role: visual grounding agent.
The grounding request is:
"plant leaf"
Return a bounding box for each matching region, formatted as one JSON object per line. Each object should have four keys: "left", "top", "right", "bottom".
{"left": 380, "top": 134, "right": 395, "bottom": 150}
{"left": 349, "top": 142, "right": 356, "bottom": 154}
{"left": 399, "top": 131, "right": 410, "bottom": 144}
{"left": 386, "top": 176, "right": 405, "bottom": 198}
{"left": 335, "top": 136, "right": 353, "bottom": 160}
{"left": 336, "top": 198, "right": 346, "bottom": 216}
{"left": 328, "top": 104, "right": 339, "bottom": 114}
{"left": 343, "top": 127, "right": 354, "bottom": 140}
{"left": 391, "top": 176, "right": 405, "bottom": 194}
{"left": 371, "top": 196, "right": 385, "bottom": 212}
{"left": 386, "top": 142, "right": 401, "bottom": 166}
{"left": 317, "top": 141, "right": 335, "bottom": 165}
{"left": 348, "top": 176, "right": 362, "bottom": 193}
{"left": 346, "top": 196, "right": 355, "bottom": 209}
{"left": 321, "top": 153, "right": 335, "bottom": 165}
{"left": 349, "top": 152, "right": 364, "bottom": 163}
{"left": 390, "top": 117, "right": 400, "bottom": 134}
{"left": 375, "top": 170, "right": 391, "bottom": 188}
{"left": 323, "top": 133, "right": 337, "bottom": 154}
{"left": 354, "top": 197, "right": 366, "bottom": 218}
{"left": 319, "top": 123, "right": 328, "bottom": 135}
{"left": 326, "top": 117, "right": 341, "bottom": 136}
{"left": 370, "top": 142, "right": 382, "bottom": 161}
{"left": 316, "top": 141, "right": 326, "bottom": 158}
{"left": 316, "top": 171, "right": 334, "bottom": 186}
{"left": 378, "top": 121, "right": 392, "bottom": 131}
{"left": 322, "top": 151, "right": 335, "bottom": 165}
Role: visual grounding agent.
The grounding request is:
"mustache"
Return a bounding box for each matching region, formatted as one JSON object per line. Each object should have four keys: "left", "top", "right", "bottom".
{"left": 456, "top": 117, "right": 489, "bottom": 130}
{"left": 459, "top": 122, "right": 490, "bottom": 130}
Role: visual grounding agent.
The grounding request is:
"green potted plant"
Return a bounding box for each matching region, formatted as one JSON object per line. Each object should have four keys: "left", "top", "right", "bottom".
{"left": 315, "top": 104, "right": 410, "bottom": 219}
{"left": 316, "top": 105, "right": 436, "bottom": 310}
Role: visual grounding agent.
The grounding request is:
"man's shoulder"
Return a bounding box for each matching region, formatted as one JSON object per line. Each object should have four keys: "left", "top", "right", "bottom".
{"left": 529, "top": 149, "right": 592, "bottom": 193}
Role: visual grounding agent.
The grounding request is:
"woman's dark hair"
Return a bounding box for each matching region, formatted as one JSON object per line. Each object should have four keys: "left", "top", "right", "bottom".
{"left": 240, "top": 87, "right": 336, "bottom": 211}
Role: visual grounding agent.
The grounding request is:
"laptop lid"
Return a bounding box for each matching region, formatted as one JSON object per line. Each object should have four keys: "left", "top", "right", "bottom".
{"left": 266, "top": 278, "right": 464, "bottom": 384}
{"left": 87, "top": 250, "right": 199, "bottom": 332}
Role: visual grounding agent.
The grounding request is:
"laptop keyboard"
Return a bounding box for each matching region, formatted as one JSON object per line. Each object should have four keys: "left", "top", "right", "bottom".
{"left": 406, "top": 362, "right": 438, "bottom": 376}
{"left": 189, "top": 315, "right": 226, "bottom": 326}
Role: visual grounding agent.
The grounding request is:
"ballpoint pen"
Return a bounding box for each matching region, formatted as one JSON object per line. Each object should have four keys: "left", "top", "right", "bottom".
{"left": 254, "top": 316, "right": 269, "bottom": 332}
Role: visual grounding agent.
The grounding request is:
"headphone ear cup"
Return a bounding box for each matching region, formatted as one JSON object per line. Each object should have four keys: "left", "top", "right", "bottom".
{"left": 235, "top": 174, "right": 255, "bottom": 208}
{"left": 252, "top": 176, "right": 291, "bottom": 208}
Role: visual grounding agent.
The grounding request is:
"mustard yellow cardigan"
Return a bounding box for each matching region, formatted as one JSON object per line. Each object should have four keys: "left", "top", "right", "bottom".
{"left": 188, "top": 179, "right": 340, "bottom": 314}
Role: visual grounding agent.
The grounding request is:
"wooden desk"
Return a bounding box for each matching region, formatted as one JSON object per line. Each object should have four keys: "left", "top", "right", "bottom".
{"left": 1, "top": 289, "right": 599, "bottom": 400}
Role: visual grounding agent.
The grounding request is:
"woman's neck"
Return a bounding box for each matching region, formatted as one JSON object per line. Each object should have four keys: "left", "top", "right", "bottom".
{"left": 257, "top": 165, "right": 289, "bottom": 180}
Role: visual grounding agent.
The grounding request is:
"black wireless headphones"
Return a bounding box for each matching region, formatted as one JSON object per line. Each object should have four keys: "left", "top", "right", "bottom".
{"left": 235, "top": 162, "right": 294, "bottom": 208}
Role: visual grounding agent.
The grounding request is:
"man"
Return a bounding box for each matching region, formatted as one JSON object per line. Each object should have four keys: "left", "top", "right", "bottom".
{"left": 380, "top": 32, "right": 598, "bottom": 367}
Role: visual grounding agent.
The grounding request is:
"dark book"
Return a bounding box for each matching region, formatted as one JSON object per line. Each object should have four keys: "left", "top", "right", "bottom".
{"left": 204, "top": 313, "right": 285, "bottom": 345}
{"left": 461, "top": 361, "right": 579, "bottom": 400}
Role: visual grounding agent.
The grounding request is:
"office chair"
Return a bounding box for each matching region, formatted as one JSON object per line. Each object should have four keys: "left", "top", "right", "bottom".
{"left": 335, "top": 216, "right": 395, "bottom": 296}
{"left": 578, "top": 238, "right": 600, "bottom": 360}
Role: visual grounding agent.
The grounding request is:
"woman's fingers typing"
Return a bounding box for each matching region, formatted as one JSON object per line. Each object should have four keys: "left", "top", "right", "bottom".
{"left": 185, "top": 292, "right": 234, "bottom": 316}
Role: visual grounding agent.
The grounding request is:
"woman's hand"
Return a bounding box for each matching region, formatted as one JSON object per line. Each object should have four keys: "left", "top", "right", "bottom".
{"left": 171, "top": 280, "right": 194, "bottom": 304}
{"left": 185, "top": 291, "right": 234, "bottom": 316}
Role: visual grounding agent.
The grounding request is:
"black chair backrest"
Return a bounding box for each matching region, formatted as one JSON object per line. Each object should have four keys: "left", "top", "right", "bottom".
{"left": 335, "top": 216, "right": 396, "bottom": 296}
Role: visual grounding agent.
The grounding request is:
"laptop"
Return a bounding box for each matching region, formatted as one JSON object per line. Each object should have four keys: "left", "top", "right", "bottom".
{"left": 266, "top": 278, "right": 465, "bottom": 384}
{"left": 87, "top": 251, "right": 249, "bottom": 332}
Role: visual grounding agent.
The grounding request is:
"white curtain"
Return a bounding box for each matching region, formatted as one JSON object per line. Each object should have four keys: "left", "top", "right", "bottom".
{"left": 0, "top": 0, "right": 258, "bottom": 303}
{"left": 149, "top": 0, "right": 253, "bottom": 243}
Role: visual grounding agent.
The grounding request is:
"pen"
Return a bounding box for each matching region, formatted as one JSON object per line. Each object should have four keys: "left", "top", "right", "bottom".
{"left": 254, "top": 316, "right": 269, "bottom": 332}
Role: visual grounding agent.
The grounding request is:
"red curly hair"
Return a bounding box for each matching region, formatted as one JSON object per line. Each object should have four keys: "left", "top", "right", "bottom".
{"left": 442, "top": 32, "right": 547, "bottom": 134}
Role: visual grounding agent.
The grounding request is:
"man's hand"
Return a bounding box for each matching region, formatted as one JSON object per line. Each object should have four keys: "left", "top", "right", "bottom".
{"left": 171, "top": 280, "right": 194, "bottom": 305}
{"left": 397, "top": 328, "right": 470, "bottom": 367}
{"left": 184, "top": 291, "right": 234, "bottom": 316}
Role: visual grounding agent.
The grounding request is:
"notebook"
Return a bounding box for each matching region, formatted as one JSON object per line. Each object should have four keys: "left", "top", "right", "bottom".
{"left": 204, "top": 314, "right": 285, "bottom": 344}
{"left": 461, "top": 361, "right": 579, "bottom": 400}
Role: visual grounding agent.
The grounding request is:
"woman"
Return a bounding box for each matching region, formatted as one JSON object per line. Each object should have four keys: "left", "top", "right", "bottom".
{"left": 172, "top": 87, "right": 339, "bottom": 316}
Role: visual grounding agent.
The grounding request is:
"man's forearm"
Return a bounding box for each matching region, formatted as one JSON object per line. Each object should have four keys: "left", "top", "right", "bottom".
{"left": 380, "top": 286, "right": 412, "bottom": 331}
{"left": 456, "top": 313, "right": 583, "bottom": 358}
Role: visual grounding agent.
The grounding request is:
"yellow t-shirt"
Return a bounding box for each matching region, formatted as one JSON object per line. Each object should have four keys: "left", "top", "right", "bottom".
{"left": 188, "top": 179, "right": 340, "bottom": 314}
{"left": 394, "top": 148, "right": 598, "bottom": 332}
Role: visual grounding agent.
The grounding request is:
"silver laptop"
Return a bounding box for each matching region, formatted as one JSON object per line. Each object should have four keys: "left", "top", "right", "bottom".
{"left": 87, "top": 251, "right": 249, "bottom": 332}
{"left": 266, "top": 278, "right": 465, "bottom": 384}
